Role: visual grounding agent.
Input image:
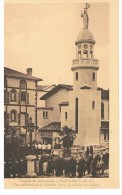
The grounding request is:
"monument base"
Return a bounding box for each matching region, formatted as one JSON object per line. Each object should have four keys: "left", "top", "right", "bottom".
{"left": 26, "top": 155, "right": 37, "bottom": 178}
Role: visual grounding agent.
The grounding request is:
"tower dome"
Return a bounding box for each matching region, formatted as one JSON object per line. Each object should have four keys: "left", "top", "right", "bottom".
{"left": 75, "top": 29, "right": 95, "bottom": 45}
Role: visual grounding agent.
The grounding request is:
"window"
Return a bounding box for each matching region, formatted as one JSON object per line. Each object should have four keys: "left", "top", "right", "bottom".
{"left": 4, "top": 78, "right": 7, "bottom": 88}
{"left": 78, "top": 51, "right": 81, "bottom": 58}
{"left": 43, "top": 111, "right": 48, "bottom": 119}
{"left": 4, "top": 90, "right": 6, "bottom": 103}
{"left": 75, "top": 97, "right": 78, "bottom": 133}
{"left": 84, "top": 45, "right": 88, "bottom": 49}
{"left": 10, "top": 89, "right": 17, "bottom": 101}
{"left": 65, "top": 112, "right": 68, "bottom": 120}
{"left": 21, "top": 91, "right": 26, "bottom": 104}
{"left": 104, "top": 132, "right": 107, "bottom": 140}
{"left": 101, "top": 102, "right": 104, "bottom": 119}
{"left": 20, "top": 80, "right": 27, "bottom": 89}
{"left": 4, "top": 112, "right": 6, "bottom": 126}
{"left": 90, "top": 50, "right": 93, "bottom": 58}
{"left": 76, "top": 72, "right": 78, "bottom": 81}
{"left": 90, "top": 45, "right": 93, "bottom": 49}
{"left": 10, "top": 110, "right": 17, "bottom": 122}
{"left": 92, "top": 101, "right": 95, "bottom": 110}
{"left": 92, "top": 72, "right": 95, "bottom": 81}
{"left": 20, "top": 113, "right": 26, "bottom": 126}
{"left": 83, "top": 50, "right": 88, "bottom": 58}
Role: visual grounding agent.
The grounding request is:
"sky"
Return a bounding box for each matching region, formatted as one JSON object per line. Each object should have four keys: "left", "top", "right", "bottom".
{"left": 4, "top": 1, "right": 109, "bottom": 89}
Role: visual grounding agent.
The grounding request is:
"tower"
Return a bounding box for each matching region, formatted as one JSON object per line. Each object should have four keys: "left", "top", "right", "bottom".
{"left": 69, "top": 4, "right": 101, "bottom": 146}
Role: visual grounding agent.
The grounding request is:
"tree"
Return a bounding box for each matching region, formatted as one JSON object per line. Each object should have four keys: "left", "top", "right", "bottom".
{"left": 4, "top": 126, "right": 22, "bottom": 161}
{"left": 60, "top": 126, "right": 76, "bottom": 156}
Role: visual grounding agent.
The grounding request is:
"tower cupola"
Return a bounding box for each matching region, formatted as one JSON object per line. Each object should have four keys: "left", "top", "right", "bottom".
{"left": 71, "top": 3, "right": 99, "bottom": 90}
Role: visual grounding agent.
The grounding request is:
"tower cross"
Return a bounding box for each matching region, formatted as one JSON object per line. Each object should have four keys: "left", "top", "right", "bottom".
{"left": 84, "top": 3, "right": 90, "bottom": 13}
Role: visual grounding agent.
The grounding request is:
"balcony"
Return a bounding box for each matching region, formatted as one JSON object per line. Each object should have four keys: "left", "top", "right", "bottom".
{"left": 71, "top": 58, "right": 99, "bottom": 70}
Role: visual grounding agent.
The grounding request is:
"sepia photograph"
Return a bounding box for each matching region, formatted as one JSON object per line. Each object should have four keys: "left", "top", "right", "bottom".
{"left": 3, "top": 0, "right": 119, "bottom": 189}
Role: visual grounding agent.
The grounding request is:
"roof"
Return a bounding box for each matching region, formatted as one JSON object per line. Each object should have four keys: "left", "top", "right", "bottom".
{"left": 37, "top": 107, "right": 53, "bottom": 110}
{"left": 4, "top": 67, "right": 42, "bottom": 81}
{"left": 76, "top": 29, "right": 95, "bottom": 45}
{"left": 80, "top": 86, "right": 91, "bottom": 89}
{"left": 59, "top": 101, "right": 69, "bottom": 106}
{"left": 39, "top": 122, "right": 61, "bottom": 132}
{"left": 37, "top": 85, "right": 47, "bottom": 91}
{"left": 37, "top": 84, "right": 56, "bottom": 91}
{"left": 101, "top": 121, "right": 109, "bottom": 130}
{"left": 40, "top": 84, "right": 73, "bottom": 100}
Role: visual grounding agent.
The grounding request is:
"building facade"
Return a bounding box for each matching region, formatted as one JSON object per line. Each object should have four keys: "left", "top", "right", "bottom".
{"left": 38, "top": 7, "right": 109, "bottom": 147}
{"left": 4, "top": 67, "right": 42, "bottom": 143}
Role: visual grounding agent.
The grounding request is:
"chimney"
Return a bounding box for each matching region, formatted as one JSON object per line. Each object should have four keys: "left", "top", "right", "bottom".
{"left": 27, "top": 68, "right": 32, "bottom": 76}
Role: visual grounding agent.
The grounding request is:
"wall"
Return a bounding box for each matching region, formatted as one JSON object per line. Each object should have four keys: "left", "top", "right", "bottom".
{"left": 45, "top": 89, "right": 70, "bottom": 122}
{"left": 73, "top": 69, "right": 98, "bottom": 90}
{"left": 37, "top": 109, "right": 53, "bottom": 128}
{"left": 61, "top": 106, "right": 69, "bottom": 128}
{"left": 68, "top": 89, "right": 101, "bottom": 146}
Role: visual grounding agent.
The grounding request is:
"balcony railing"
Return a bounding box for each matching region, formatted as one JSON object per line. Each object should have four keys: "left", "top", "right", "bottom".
{"left": 72, "top": 58, "right": 99, "bottom": 68}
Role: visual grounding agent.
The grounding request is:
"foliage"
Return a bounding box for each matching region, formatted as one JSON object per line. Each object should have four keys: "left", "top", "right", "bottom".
{"left": 60, "top": 126, "right": 76, "bottom": 152}
{"left": 4, "top": 126, "right": 23, "bottom": 161}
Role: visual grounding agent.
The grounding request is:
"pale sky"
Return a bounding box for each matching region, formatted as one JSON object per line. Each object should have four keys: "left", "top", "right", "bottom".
{"left": 5, "top": 2, "right": 109, "bottom": 89}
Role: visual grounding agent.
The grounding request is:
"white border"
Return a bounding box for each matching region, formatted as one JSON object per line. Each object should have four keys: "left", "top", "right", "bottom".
{"left": 0, "top": 0, "right": 122, "bottom": 195}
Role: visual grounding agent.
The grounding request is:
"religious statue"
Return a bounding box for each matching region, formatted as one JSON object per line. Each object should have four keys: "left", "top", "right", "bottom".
{"left": 81, "top": 3, "right": 90, "bottom": 29}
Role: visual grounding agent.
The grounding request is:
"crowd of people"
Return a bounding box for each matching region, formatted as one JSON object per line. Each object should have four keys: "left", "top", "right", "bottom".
{"left": 35, "top": 151, "right": 109, "bottom": 178}
{"left": 4, "top": 145, "right": 109, "bottom": 178}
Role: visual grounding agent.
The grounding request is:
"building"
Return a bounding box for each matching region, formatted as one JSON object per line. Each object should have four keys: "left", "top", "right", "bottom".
{"left": 4, "top": 67, "right": 42, "bottom": 143}
{"left": 37, "top": 6, "right": 109, "bottom": 147}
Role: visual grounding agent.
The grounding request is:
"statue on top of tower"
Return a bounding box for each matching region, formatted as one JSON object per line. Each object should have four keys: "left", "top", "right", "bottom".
{"left": 81, "top": 3, "right": 90, "bottom": 29}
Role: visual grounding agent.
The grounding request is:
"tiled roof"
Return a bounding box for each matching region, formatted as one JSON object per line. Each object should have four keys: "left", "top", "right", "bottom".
{"left": 4, "top": 67, "right": 42, "bottom": 81}
{"left": 59, "top": 101, "right": 69, "bottom": 106}
{"left": 39, "top": 122, "right": 61, "bottom": 131}
{"left": 101, "top": 121, "right": 109, "bottom": 130}
{"left": 40, "top": 84, "right": 73, "bottom": 100}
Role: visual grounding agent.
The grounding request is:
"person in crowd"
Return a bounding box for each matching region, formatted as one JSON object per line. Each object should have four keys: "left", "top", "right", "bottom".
{"left": 77, "top": 156, "right": 86, "bottom": 177}
{"left": 105, "top": 149, "right": 109, "bottom": 169}
{"left": 86, "top": 154, "right": 92, "bottom": 175}
{"left": 64, "top": 158, "right": 70, "bottom": 177}
{"left": 47, "top": 143, "right": 52, "bottom": 154}
{"left": 89, "top": 146, "right": 93, "bottom": 157}
{"left": 42, "top": 143, "right": 47, "bottom": 154}
{"left": 19, "top": 157, "right": 27, "bottom": 177}
{"left": 102, "top": 151, "right": 109, "bottom": 170}
{"left": 39, "top": 157, "right": 44, "bottom": 175}
{"left": 69, "top": 156, "right": 77, "bottom": 178}
{"left": 43, "top": 160, "right": 48, "bottom": 176}
{"left": 51, "top": 157, "right": 56, "bottom": 176}
{"left": 55, "top": 156, "right": 62, "bottom": 176}
{"left": 86, "top": 146, "right": 89, "bottom": 158}
{"left": 95, "top": 153, "right": 101, "bottom": 162}
{"left": 38, "top": 142, "right": 42, "bottom": 155}
{"left": 60, "top": 157, "right": 65, "bottom": 176}
{"left": 47, "top": 158, "right": 53, "bottom": 176}
{"left": 91, "top": 157, "right": 97, "bottom": 177}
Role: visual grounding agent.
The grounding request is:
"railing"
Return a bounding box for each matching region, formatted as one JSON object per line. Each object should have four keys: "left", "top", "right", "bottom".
{"left": 72, "top": 58, "right": 99, "bottom": 66}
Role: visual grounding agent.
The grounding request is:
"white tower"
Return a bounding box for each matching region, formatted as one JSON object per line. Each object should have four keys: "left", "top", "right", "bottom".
{"left": 69, "top": 4, "right": 101, "bottom": 146}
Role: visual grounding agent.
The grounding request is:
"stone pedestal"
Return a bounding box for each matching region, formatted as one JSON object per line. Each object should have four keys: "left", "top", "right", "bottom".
{"left": 26, "top": 155, "right": 37, "bottom": 177}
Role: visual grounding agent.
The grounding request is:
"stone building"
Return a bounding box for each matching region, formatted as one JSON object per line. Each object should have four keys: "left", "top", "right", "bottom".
{"left": 37, "top": 6, "right": 109, "bottom": 147}
{"left": 4, "top": 67, "right": 42, "bottom": 143}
